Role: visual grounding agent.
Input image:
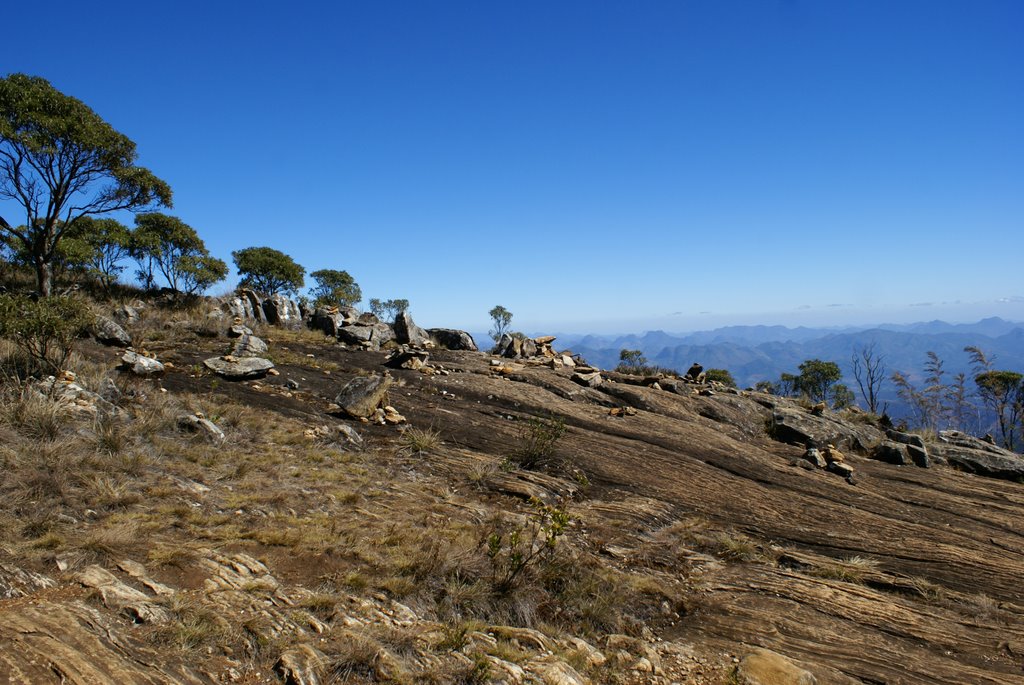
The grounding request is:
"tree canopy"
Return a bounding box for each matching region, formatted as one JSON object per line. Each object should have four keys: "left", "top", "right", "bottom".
{"left": 369, "top": 298, "right": 409, "bottom": 322}
{"left": 232, "top": 247, "right": 305, "bottom": 295}
{"left": 0, "top": 73, "right": 172, "bottom": 295}
{"left": 131, "top": 213, "right": 225, "bottom": 294}
{"left": 309, "top": 269, "right": 361, "bottom": 308}
{"left": 489, "top": 305, "right": 513, "bottom": 342}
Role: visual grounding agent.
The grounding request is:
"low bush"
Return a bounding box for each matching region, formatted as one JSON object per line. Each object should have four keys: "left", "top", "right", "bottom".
{"left": 0, "top": 294, "right": 94, "bottom": 375}
{"left": 507, "top": 415, "right": 566, "bottom": 470}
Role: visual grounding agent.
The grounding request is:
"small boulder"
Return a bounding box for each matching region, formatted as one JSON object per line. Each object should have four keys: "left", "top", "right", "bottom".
{"left": 177, "top": 413, "right": 225, "bottom": 442}
{"left": 120, "top": 350, "right": 165, "bottom": 377}
{"left": 232, "top": 333, "right": 269, "bottom": 358}
{"left": 803, "top": 447, "right": 827, "bottom": 469}
{"left": 227, "top": 324, "right": 253, "bottom": 338}
{"left": 334, "top": 375, "right": 393, "bottom": 419}
{"left": 203, "top": 356, "right": 275, "bottom": 380}
{"left": 386, "top": 349, "right": 430, "bottom": 370}
{"left": 828, "top": 461, "right": 855, "bottom": 479}
{"left": 92, "top": 316, "right": 132, "bottom": 347}
{"left": 572, "top": 371, "right": 603, "bottom": 388}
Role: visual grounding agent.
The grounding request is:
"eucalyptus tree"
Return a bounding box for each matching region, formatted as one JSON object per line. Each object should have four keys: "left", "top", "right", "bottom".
{"left": 0, "top": 74, "right": 171, "bottom": 295}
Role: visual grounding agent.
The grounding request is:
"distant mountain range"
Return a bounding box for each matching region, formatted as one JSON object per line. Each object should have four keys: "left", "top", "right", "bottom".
{"left": 538, "top": 317, "right": 1024, "bottom": 420}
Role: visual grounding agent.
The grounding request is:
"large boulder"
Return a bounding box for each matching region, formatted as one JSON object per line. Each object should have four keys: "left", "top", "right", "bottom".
{"left": 336, "top": 324, "right": 395, "bottom": 350}
{"left": 240, "top": 290, "right": 268, "bottom": 323}
{"left": 92, "top": 316, "right": 132, "bottom": 347}
{"left": 262, "top": 294, "right": 302, "bottom": 327}
{"left": 203, "top": 356, "right": 275, "bottom": 380}
{"left": 932, "top": 431, "right": 1024, "bottom": 481}
{"left": 492, "top": 333, "right": 514, "bottom": 356}
{"left": 334, "top": 375, "right": 393, "bottom": 419}
{"left": 871, "top": 441, "right": 908, "bottom": 465}
{"left": 310, "top": 306, "right": 358, "bottom": 337}
{"left": 393, "top": 311, "right": 430, "bottom": 347}
{"left": 428, "top": 328, "right": 478, "bottom": 351}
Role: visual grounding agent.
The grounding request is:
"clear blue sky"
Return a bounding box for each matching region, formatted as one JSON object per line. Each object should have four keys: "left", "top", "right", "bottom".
{"left": 3, "top": 1, "right": 1022, "bottom": 333}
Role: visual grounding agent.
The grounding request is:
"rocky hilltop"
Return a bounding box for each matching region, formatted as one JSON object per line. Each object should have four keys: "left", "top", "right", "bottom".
{"left": 2, "top": 292, "right": 1023, "bottom": 684}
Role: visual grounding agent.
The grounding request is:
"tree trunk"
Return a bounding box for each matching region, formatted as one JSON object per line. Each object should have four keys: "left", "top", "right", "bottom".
{"left": 35, "top": 258, "right": 53, "bottom": 297}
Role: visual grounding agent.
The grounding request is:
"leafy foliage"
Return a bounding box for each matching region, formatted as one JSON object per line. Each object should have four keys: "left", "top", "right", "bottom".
{"left": 309, "top": 269, "right": 361, "bottom": 308}
{"left": 0, "top": 294, "right": 94, "bottom": 374}
{"left": 368, "top": 298, "right": 409, "bottom": 322}
{"left": 0, "top": 74, "right": 172, "bottom": 295}
{"left": 705, "top": 368, "right": 737, "bottom": 387}
{"left": 232, "top": 246, "right": 305, "bottom": 295}
{"left": 616, "top": 348, "right": 647, "bottom": 373}
{"left": 485, "top": 498, "right": 570, "bottom": 594}
{"left": 131, "top": 213, "right": 223, "bottom": 294}
{"left": 796, "top": 359, "right": 842, "bottom": 404}
{"left": 974, "top": 370, "right": 1023, "bottom": 450}
{"left": 507, "top": 414, "right": 567, "bottom": 470}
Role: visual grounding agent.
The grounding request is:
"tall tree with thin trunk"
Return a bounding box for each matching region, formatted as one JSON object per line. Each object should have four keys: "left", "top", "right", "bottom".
{"left": 0, "top": 74, "right": 172, "bottom": 296}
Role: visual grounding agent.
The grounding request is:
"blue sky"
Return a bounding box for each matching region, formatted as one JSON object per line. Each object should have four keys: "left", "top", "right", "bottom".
{"left": 2, "top": 1, "right": 1022, "bottom": 333}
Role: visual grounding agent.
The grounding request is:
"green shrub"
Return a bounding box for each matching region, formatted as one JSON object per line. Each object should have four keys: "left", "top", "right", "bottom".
{"left": 508, "top": 414, "right": 566, "bottom": 470}
{"left": 485, "top": 498, "right": 570, "bottom": 594}
{"left": 0, "top": 294, "right": 94, "bottom": 374}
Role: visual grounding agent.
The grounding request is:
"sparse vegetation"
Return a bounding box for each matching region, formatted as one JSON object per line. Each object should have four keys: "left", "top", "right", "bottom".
{"left": 506, "top": 414, "right": 566, "bottom": 470}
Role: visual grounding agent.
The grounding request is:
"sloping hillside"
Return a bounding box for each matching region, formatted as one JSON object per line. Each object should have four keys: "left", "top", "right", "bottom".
{"left": 2, "top": 298, "right": 1023, "bottom": 684}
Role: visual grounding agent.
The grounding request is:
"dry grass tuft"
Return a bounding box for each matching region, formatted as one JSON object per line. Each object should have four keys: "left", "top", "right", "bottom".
{"left": 809, "top": 555, "right": 880, "bottom": 584}
{"left": 400, "top": 426, "right": 443, "bottom": 454}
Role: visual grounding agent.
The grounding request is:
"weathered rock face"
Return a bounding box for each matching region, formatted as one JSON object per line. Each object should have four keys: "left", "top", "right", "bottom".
{"left": 311, "top": 306, "right": 358, "bottom": 337}
{"left": 263, "top": 294, "right": 302, "bottom": 327}
{"left": 932, "top": 431, "right": 1024, "bottom": 480}
{"left": 871, "top": 440, "right": 908, "bottom": 465}
{"left": 336, "top": 323, "right": 395, "bottom": 350}
{"left": 92, "top": 316, "right": 132, "bottom": 347}
{"left": 427, "top": 328, "right": 478, "bottom": 351}
{"left": 120, "top": 350, "right": 164, "bottom": 376}
{"left": 203, "top": 356, "right": 275, "bottom": 380}
{"left": 394, "top": 311, "right": 430, "bottom": 347}
{"left": 334, "top": 375, "right": 394, "bottom": 418}
{"left": 734, "top": 648, "right": 818, "bottom": 685}
{"left": 765, "top": 402, "right": 884, "bottom": 453}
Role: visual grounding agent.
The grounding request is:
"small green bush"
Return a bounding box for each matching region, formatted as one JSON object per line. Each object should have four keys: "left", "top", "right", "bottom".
{"left": 508, "top": 414, "right": 566, "bottom": 470}
{"left": 0, "top": 294, "right": 94, "bottom": 374}
{"left": 485, "top": 498, "right": 570, "bottom": 594}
